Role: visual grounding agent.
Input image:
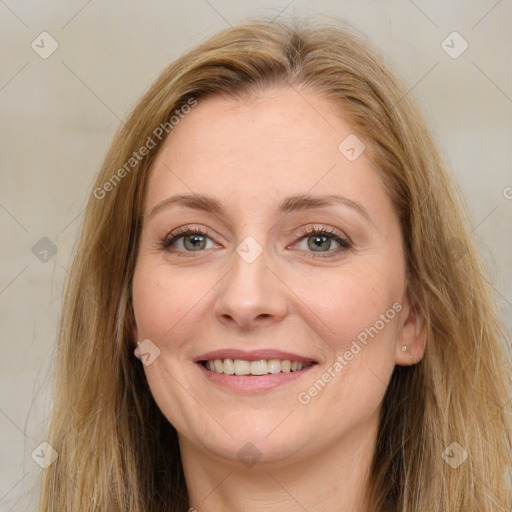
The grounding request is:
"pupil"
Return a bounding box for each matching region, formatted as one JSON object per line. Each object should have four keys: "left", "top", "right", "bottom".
{"left": 185, "top": 234, "right": 205, "bottom": 250}
{"left": 308, "top": 235, "right": 331, "bottom": 251}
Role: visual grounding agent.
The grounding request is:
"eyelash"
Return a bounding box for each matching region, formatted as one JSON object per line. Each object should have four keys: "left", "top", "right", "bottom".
{"left": 161, "top": 226, "right": 210, "bottom": 250}
{"left": 160, "top": 225, "right": 352, "bottom": 258}
{"left": 297, "top": 226, "right": 352, "bottom": 256}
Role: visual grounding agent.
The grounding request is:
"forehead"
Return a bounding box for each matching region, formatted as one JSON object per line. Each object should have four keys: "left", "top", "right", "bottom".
{"left": 144, "top": 87, "right": 391, "bottom": 219}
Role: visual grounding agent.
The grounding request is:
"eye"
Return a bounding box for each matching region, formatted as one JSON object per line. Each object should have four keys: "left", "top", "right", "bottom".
{"left": 294, "top": 226, "right": 351, "bottom": 257}
{"left": 162, "top": 227, "right": 218, "bottom": 252}
{"left": 160, "top": 225, "right": 351, "bottom": 257}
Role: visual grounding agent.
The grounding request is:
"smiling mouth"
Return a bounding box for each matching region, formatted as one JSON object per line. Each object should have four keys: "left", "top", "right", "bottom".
{"left": 201, "top": 358, "right": 316, "bottom": 376}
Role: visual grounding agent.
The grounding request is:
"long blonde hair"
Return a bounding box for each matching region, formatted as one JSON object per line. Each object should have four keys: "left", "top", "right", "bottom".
{"left": 39, "top": 18, "right": 512, "bottom": 511}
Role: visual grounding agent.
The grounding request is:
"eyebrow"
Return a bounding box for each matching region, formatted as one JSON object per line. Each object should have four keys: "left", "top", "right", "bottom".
{"left": 147, "top": 193, "right": 371, "bottom": 222}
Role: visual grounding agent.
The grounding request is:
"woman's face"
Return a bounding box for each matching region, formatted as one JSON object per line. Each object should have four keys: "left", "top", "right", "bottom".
{"left": 132, "top": 87, "right": 424, "bottom": 467}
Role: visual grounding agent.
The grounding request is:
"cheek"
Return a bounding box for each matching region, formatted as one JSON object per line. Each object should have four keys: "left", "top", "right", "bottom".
{"left": 295, "top": 261, "right": 402, "bottom": 353}
{"left": 291, "top": 264, "right": 402, "bottom": 421}
{"left": 131, "top": 261, "right": 209, "bottom": 346}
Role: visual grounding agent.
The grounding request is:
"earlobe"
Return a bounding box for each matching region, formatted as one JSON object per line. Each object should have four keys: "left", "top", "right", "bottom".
{"left": 395, "top": 304, "right": 427, "bottom": 366}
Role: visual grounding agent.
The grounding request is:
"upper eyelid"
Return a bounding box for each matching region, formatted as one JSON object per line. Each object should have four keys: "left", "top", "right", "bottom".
{"left": 164, "top": 224, "right": 346, "bottom": 239}
{"left": 162, "top": 226, "right": 216, "bottom": 248}
{"left": 163, "top": 224, "right": 350, "bottom": 250}
{"left": 296, "top": 224, "right": 347, "bottom": 238}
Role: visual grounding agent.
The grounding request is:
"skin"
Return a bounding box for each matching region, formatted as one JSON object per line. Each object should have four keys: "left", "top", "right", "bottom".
{"left": 132, "top": 86, "right": 426, "bottom": 512}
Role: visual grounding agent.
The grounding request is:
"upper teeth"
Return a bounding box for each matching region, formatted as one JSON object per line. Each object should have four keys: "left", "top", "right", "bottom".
{"left": 204, "top": 359, "right": 311, "bottom": 375}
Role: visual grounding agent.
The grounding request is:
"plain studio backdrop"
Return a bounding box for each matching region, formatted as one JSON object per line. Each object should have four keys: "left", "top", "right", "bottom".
{"left": 0, "top": 1, "right": 511, "bottom": 510}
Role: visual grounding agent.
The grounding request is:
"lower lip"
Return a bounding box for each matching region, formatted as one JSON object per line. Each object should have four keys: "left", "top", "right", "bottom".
{"left": 197, "top": 362, "right": 317, "bottom": 393}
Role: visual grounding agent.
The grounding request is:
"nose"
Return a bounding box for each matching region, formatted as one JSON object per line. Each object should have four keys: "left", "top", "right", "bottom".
{"left": 214, "top": 247, "right": 288, "bottom": 331}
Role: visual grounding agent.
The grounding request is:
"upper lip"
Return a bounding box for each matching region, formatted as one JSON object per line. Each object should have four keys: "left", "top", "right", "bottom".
{"left": 195, "top": 349, "right": 317, "bottom": 363}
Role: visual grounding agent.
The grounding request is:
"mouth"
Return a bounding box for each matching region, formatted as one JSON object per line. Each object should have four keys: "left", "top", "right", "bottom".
{"left": 194, "top": 349, "right": 318, "bottom": 393}
{"left": 201, "top": 358, "right": 316, "bottom": 375}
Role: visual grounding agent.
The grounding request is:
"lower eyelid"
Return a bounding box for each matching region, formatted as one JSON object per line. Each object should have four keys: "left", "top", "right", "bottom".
{"left": 295, "top": 227, "right": 350, "bottom": 245}
{"left": 161, "top": 227, "right": 211, "bottom": 248}
{"left": 163, "top": 234, "right": 217, "bottom": 251}
{"left": 293, "top": 236, "right": 350, "bottom": 253}
{"left": 160, "top": 228, "right": 351, "bottom": 254}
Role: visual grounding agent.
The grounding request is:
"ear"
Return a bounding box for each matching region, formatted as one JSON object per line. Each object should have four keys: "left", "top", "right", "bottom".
{"left": 394, "top": 301, "right": 427, "bottom": 366}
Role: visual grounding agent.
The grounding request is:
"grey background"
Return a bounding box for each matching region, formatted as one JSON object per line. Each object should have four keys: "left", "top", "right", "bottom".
{"left": 1, "top": 1, "right": 511, "bottom": 509}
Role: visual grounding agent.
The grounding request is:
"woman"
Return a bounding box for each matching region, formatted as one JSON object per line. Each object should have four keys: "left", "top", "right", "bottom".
{"left": 39, "top": 19, "right": 512, "bottom": 511}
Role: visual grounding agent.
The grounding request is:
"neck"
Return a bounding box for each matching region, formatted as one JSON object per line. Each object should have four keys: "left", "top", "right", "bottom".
{"left": 179, "top": 415, "right": 378, "bottom": 512}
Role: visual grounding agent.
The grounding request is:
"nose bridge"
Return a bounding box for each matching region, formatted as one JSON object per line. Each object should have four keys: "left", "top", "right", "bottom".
{"left": 214, "top": 238, "right": 287, "bottom": 327}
